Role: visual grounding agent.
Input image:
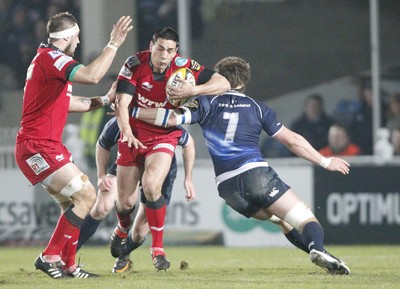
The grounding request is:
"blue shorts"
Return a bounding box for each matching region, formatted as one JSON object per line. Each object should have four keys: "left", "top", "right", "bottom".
{"left": 217, "top": 166, "right": 290, "bottom": 218}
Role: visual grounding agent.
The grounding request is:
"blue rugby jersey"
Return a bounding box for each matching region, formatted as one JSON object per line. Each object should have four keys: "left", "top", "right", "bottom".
{"left": 186, "top": 91, "right": 283, "bottom": 177}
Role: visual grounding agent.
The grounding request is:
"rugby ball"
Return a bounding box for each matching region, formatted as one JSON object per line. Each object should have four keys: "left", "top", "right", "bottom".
{"left": 166, "top": 68, "right": 196, "bottom": 107}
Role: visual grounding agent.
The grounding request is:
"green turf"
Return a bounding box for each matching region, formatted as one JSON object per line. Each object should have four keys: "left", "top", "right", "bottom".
{"left": 0, "top": 245, "right": 398, "bottom": 289}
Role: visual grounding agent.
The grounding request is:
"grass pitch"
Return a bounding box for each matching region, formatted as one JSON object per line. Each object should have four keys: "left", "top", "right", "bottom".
{"left": 0, "top": 245, "right": 398, "bottom": 289}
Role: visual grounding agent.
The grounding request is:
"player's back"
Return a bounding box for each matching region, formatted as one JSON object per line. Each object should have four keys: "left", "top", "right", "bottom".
{"left": 192, "top": 91, "right": 282, "bottom": 176}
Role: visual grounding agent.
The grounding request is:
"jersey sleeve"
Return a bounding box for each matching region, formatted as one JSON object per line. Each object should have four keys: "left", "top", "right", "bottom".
{"left": 187, "top": 58, "right": 215, "bottom": 85}
{"left": 177, "top": 125, "right": 190, "bottom": 147}
{"left": 44, "top": 50, "right": 81, "bottom": 81}
{"left": 97, "top": 117, "right": 120, "bottom": 149}
{"left": 116, "top": 54, "right": 141, "bottom": 96}
{"left": 259, "top": 102, "right": 283, "bottom": 136}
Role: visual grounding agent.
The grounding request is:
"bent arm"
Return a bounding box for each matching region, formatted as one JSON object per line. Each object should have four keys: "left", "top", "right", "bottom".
{"left": 96, "top": 143, "right": 111, "bottom": 179}
{"left": 273, "top": 126, "right": 350, "bottom": 175}
{"left": 167, "top": 73, "right": 231, "bottom": 99}
{"left": 193, "top": 73, "right": 231, "bottom": 96}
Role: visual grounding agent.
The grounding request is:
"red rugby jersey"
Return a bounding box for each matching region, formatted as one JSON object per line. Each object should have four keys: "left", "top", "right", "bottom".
{"left": 117, "top": 51, "right": 209, "bottom": 141}
{"left": 16, "top": 43, "right": 81, "bottom": 143}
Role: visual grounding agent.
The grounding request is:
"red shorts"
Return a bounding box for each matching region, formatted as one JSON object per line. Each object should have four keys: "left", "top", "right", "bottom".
{"left": 15, "top": 140, "right": 72, "bottom": 185}
{"left": 116, "top": 130, "right": 182, "bottom": 167}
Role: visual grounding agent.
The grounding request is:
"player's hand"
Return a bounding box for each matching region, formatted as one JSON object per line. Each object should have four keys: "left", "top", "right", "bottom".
{"left": 325, "top": 157, "right": 350, "bottom": 175}
{"left": 166, "top": 78, "right": 196, "bottom": 100}
{"left": 121, "top": 131, "right": 147, "bottom": 149}
{"left": 109, "top": 16, "right": 133, "bottom": 47}
{"left": 98, "top": 175, "right": 113, "bottom": 192}
{"left": 183, "top": 178, "right": 196, "bottom": 201}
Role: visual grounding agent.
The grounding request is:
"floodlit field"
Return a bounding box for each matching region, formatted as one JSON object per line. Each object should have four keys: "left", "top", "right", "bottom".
{"left": 0, "top": 245, "right": 398, "bottom": 289}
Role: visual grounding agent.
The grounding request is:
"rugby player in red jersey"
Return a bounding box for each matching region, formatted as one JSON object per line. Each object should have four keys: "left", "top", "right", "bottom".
{"left": 112, "top": 26, "right": 230, "bottom": 270}
{"left": 14, "top": 12, "right": 132, "bottom": 279}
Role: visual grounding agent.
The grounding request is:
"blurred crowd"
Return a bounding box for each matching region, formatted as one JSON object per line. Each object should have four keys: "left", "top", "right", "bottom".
{"left": 0, "top": 0, "right": 204, "bottom": 89}
{"left": 0, "top": 0, "right": 81, "bottom": 88}
{"left": 261, "top": 77, "right": 400, "bottom": 158}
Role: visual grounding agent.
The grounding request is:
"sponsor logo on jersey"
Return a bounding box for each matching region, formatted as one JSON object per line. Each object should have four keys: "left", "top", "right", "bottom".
{"left": 54, "top": 55, "right": 72, "bottom": 71}
{"left": 174, "top": 57, "right": 188, "bottom": 67}
{"left": 48, "top": 50, "right": 63, "bottom": 59}
{"left": 55, "top": 154, "right": 65, "bottom": 162}
{"left": 137, "top": 92, "right": 168, "bottom": 107}
{"left": 119, "top": 66, "right": 132, "bottom": 79}
{"left": 269, "top": 187, "right": 279, "bottom": 197}
{"left": 153, "top": 143, "right": 174, "bottom": 152}
{"left": 190, "top": 60, "right": 202, "bottom": 71}
{"left": 26, "top": 153, "right": 50, "bottom": 175}
{"left": 141, "top": 82, "right": 153, "bottom": 91}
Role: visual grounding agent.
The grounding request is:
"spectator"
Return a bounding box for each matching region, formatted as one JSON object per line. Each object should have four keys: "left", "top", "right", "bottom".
{"left": 319, "top": 123, "right": 361, "bottom": 157}
{"left": 136, "top": 0, "right": 203, "bottom": 51}
{"left": 291, "top": 94, "right": 333, "bottom": 151}
{"left": 385, "top": 92, "right": 400, "bottom": 134}
{"left": 390, "top": 127, "right": 400, "bottom": 156}
{"left": 0, "top": 0, "right": 81, "bottom": 88}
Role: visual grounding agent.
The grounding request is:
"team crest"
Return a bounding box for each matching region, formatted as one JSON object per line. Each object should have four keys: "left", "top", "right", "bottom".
{"left": 26, "top": 153, "right": 50, "bottom": 175}
{"left": 174, "top": 57, "right": 188, "bottom": 67}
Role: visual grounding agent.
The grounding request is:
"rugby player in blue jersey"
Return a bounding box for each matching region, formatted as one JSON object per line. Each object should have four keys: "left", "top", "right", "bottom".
{"left": 76, "top": 116, "right": 196, "bottom": 272}
{"left": 131, "top": 56, "right": 351, "bottom": 275}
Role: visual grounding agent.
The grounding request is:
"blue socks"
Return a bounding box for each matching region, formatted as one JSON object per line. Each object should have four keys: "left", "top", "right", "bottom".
{"left": 284, "top": 228, "right": 309, "bottom": 253}
{"left": 123, "top": 232, "right": 145, "bottom": 256}
{"left": 301, "top": 221, "right": 324, "bottom": 252}
{"left": 77, "top": 214, "right": 101, "bottom": 251}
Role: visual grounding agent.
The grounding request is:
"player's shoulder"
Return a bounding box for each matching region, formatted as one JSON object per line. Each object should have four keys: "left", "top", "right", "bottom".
{"left": 171, "top": 55, "right": 203, "bottom": 73}
{"left": 125, "top": 51, "right": 148, "bottom": 69}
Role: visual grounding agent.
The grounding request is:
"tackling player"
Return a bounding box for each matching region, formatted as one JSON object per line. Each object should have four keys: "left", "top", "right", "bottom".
{"left": 112, "top": 26, "right": 230, "bottom": 270}
{"left": 130, "top": 56, "right": 351, "bottom": 275}
{"left": 14, "top": 12, "right": 132, "bottom": 279}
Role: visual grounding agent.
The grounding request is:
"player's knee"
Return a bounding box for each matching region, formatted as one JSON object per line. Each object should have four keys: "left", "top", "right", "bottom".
{"left": 63, "top": 174, "right": 96, "bottom": 212}
{"left": 283, "top": 202, "right": 316, "bottom": 232}
{"left": 92, "top": 191, "right": 115, "bottom": 218}
{"left": 141, "top": 182, "right": 161, "bottom": 200}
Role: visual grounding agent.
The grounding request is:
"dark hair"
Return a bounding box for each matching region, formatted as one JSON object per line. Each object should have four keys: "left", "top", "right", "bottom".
{"left": 151, "top": 27, "right": 179, "bottom": 46}
{"left": 214, "top": 56, "right": 251, "bottom": 92}
{"left": 47, "top": 12, "right": 78, "bottom": 37}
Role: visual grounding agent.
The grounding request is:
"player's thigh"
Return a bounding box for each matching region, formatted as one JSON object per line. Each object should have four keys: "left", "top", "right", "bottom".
{"left": 116, "top": 165, "right": 141, "bottom": 201}
{"left": 267, "top": 189, "right": 303, "bottom": 220}
{"left": 142, "top": 152, "right": 172, "bottom": 192}
{"left": 44, "top": 162, "right": 85, "bottom": 193}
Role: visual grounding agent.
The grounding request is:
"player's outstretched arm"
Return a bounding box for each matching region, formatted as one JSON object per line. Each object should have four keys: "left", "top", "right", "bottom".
{"left": 72, "top": 16, "right": 133, "bottom": 84}
{"left": 274, "top": 126, "right": 350, "bottom": 175}
{"left": 69, "top": 81, "right": 117, "bottom": 112}
{"left": 131, "top": 107, "right": 187, "bottom": 127}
